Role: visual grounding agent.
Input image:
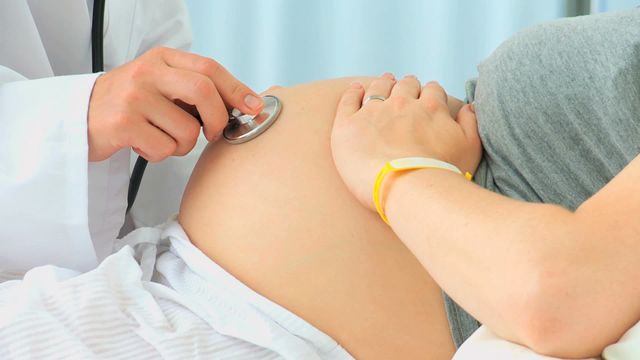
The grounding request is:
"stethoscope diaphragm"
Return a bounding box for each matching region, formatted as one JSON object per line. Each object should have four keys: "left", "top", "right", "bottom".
{"left": 223, "top": 95, "right": 282, "bottom": 144}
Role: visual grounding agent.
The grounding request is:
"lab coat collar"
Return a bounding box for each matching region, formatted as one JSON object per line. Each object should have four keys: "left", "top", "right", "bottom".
{"left": 0, "top": 1, "right": 91, "bottom": 79}
{"left": 0, "top": 2, "right": 53, "bottom": 79}
{"left": 27, "top": 0, "right": 92, "bottom": 76}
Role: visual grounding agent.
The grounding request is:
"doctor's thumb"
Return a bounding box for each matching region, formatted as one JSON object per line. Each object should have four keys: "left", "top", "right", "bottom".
{"left": 203, "top": 63, "right": 264, "bottom": 115}
{"left": 223, "top": 84, "right": 264, "bottom": 116}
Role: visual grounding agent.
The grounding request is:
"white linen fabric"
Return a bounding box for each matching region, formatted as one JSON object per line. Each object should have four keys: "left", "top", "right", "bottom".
{"left": 0, "top": 217, "right": 352, "bottom": 359}
{"left": 602, "top": 323, "right": 640, "bottom": 360}
{"left": 0, "top": 0, "right": 192, "bottom": 273}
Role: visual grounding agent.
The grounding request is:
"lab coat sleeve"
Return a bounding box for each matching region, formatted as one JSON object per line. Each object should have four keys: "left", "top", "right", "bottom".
{"left": 88, "top": 0, "right": 193, "bottom": 257}
{"left": 0, "top": 65, "right": 101, "bottom": 273}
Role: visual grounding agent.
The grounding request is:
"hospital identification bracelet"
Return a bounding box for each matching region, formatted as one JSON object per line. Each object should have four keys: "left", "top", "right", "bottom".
{"left": 373, "top": 157, "right": 473, "bottom": 225}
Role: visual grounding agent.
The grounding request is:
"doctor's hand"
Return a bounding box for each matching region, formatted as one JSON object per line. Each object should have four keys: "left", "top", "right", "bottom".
{"left": 330, "top": 74, "right": 483, "bottom": 210}
{"left": 88, "top": 47, "right": 264, "bottom": 162}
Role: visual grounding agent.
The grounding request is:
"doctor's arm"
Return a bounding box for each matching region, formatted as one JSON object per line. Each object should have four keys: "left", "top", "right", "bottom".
{"left": 330, "top": 76, "right": 640, "bottom": 358}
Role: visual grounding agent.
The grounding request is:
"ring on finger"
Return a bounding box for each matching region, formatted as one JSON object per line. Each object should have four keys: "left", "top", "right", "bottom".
{"left": 363, "top": 95, "right": 387, "bottom": 105}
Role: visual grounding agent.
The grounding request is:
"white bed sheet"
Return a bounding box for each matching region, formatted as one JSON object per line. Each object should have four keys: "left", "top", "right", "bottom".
{"left": 0, "top": 219, "right": 351, "bottom": 359}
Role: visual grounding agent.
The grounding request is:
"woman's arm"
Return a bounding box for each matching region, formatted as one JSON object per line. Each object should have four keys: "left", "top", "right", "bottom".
{"left": 331, "top": 76, "right": 640, "bottom": 358}
{"left": 386, "top": 154, "right": 640, "bottom": 358}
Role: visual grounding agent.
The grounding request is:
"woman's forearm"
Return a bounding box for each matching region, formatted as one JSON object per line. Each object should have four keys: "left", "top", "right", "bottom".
{"left": 385, "top": 169, "right": 573, "bottom": 343}
{"left": 384, "top": 165, "right": 638, "bottom": 358}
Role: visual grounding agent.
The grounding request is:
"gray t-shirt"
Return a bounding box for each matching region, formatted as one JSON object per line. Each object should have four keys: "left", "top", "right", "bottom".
{"left": 445, "top": 8, "right": 640, "bottom": 346}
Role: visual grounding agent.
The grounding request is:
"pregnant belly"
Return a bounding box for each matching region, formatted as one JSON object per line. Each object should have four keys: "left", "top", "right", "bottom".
{"left": 178, "top": 77, "right": 455, "bottom": 359}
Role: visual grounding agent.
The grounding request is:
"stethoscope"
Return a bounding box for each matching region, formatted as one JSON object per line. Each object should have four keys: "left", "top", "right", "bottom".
{"left": 91, "top": 0, "right": 282, "bottom": 214}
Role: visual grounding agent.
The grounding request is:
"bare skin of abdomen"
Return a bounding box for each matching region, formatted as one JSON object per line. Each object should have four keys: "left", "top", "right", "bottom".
{"left": 179, "top": 77, "right": 460, "bottom": 359}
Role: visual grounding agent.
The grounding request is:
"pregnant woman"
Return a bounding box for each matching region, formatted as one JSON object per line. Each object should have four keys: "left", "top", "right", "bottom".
{"left": 179, "top": 75, "right": 464, "bottom": 359}
{"left": 180, "top": 8, "right": 640, "bottom": 359}
{"left": 1, "top": 8, "right": 637, "bottom": 360}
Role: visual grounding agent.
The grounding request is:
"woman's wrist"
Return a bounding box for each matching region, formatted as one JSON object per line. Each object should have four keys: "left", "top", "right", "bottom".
{"left": 384, "top": 168, "right": 466, "bottom": 226}
{"left": 372, "top": 158, "right": 472, "bottom": 224}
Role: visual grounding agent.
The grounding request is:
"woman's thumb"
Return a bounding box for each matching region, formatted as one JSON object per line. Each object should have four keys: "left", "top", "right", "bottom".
{"left": 456, "top": 104, "right": 481, "bottom": 145}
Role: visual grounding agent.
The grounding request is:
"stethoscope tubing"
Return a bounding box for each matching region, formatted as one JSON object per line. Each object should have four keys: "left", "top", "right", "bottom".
{"left": 91, "top": 0, "right": 145, "bottom": 214}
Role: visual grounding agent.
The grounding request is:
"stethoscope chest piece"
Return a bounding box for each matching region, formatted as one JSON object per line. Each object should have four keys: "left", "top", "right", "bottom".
{"left": 223, "top": 95, "right": 282, "bottom": 144}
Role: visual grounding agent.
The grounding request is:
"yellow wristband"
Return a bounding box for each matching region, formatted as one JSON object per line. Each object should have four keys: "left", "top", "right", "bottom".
{"left": 373, "top": 157, "right": 473, "bottom": 225}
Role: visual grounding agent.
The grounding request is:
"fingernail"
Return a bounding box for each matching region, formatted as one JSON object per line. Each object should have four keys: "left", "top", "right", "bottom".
{"left": 350, "top": 81, "right": 363, "bottom": 89}
{"left": 244, "top": 94, "right": 263, "bottom": 111}
{"left": 382, "top": 72, "right": 395, "bottom": 80}
{"left": 469, "top": 103, "right": 476, "bottom": 113}
{"left": 427, "top": 80, "right": 439, "bottom": 86}
{"left": 406, "top": 74, "right": 418, "bottom": 79}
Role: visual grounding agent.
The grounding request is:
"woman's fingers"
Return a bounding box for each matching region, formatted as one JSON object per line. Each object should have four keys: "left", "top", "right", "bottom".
{"left": 419, "top": 81, "right": 449, "bottom": 114}
{"left": 363, "top": 73, "right": 396, "bottom": 105}
{"left": 336, "top": 82, "right": 365, "bottom": 119}
{"left": 390, "top": 75, "right": 421, "bottom": 99}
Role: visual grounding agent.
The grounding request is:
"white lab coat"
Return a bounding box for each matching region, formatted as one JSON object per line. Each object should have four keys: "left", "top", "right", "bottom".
{"left": 0, "top": 0, "right": 192, "bottom": 273}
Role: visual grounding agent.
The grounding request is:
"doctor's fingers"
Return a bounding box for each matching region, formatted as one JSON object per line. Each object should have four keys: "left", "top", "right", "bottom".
{"left": 157, "top": 48, "right": 264, "bottom": 115}
{"left": 127, "top": 118, "right": 177, "bottom": 163}
{"left": 154, "top": 67, "right": 228, "bottom": 141}
{"left": 141, "top": 95, "right": 202, "bottom": 156}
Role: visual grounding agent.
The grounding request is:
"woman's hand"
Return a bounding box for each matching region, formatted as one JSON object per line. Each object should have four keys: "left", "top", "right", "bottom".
{"left": 330, "top": 73, "right": 483, "bottom": 210}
